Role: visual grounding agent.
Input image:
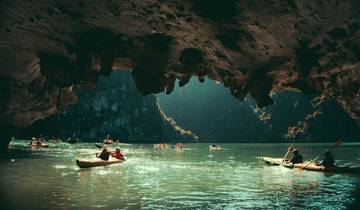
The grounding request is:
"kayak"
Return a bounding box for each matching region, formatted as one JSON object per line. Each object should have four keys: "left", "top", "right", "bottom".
{"left": 262, "top": 157, "right": 360, "bottom": 174}
{"left": 76, "top": 159, "right": 124, "bottom": 168}
{"left": 175, "top": 144, "right": 183, "bottom": 149}
{"left": 209, "top": 146, "right": 221, "bottom": 150}
{"left": 294, "top": 162, "right": 360, "bottom": 173}
{"left": 262, "top": 157, "right": 294, "bottom": 168}
{"left": 154, "top": 144, "right": 167, "bottom": 149}
{"left": 31, "top": 143, "right": 49, "bottom": 148}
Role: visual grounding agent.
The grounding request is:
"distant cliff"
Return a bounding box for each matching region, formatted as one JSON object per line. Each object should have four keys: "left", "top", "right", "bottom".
{"left": 158, "top": 78, "right": 360, "bottom": 142}
{"left": 16, "top": 72, "right": 195, "bottom": 142}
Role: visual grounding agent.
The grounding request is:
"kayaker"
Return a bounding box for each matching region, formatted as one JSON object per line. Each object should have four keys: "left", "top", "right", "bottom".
{"left": 103, "top": 134, "right": 113, "bottom": 144}
{"left": 31, "top": 137, "right": 41, "bottom": 146}
{"left": 290, "top": 148, "right": 303, "bottom": 164}
{"left": 111, "top": 148, "right": 124, "bottom": 160}
{"left": 96, "top": 147, "right": 110, "bottom": 161}
{"left": 320, "top": 151, "right": 335, "bottom": 168}
{"left": 175, "top": 143, "right": 183, "bottom": 149}
{"left": 209, "top": 144, "right": 217, "bottom": 150}
{"left": 158, "top": 143, "right": 166, "bottom": 149}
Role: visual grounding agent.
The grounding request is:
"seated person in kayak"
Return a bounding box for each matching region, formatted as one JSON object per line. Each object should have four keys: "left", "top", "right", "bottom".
{"left": 159, "top": 143, "right": 166, "bottom": 149}
{"left": 111, "top": 148, "right": 124, "bottom": 160}
{"left": 103, "top": 134, "right": 113, "bottom": 144}
{"left": 175, "top": 143, "right": 183, "bottom": 149}
{"left": 320, "top": 151, "right": 335, "bottom": 168}
{"left": 290, "top": 148, "right": 303, "bottom": 164}
{"left": 31, "top": 137, "right": 42, "bottom": 146}
{"left": 96, "top": 147, "right": 110, "bottom": 161}
{"left": 209, "top": 144, "right": 219, "bottom": 150}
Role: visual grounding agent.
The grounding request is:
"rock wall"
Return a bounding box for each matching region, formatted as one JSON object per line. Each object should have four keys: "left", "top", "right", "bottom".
{"left": 16, "top": 72, "right": 195, "bottom": 142}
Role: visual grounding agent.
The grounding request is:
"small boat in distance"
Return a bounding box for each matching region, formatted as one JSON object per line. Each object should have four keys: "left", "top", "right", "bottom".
{"left": 31, "top": 143, "right": 49, "bottom": 148}
{"left": 209, "top": 144, "right": 221, "bottom": 151}
{"left": 175, "top": 143, "right": 183, "bottom": 150}
{"left": 154, "top": 143, "right": 167, "bottom": 150}
{"left": 30, "top": 137, "right": 49, "bottom": 148}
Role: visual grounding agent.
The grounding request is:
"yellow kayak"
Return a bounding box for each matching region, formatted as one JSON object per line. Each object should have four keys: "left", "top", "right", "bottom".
{"left": 76, "top": 159, "right": 124, "bottom": 168}
{"left": 293, "top": 162, "right": 360, "bottom": 173}
{"left": 262, "top": 157, "right": 360, "bottom": 173}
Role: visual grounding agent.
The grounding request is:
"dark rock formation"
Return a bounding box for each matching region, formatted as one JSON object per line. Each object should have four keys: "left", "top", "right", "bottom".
{"left": 0, "top": 1, "right": 359, "bottom": 147}
{"left": 16, "top": 72, "right": 196, "bottom": 142}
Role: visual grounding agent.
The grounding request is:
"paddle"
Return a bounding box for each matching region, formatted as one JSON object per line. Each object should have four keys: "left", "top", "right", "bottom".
{"left": 75, "top": 151, "right": 99, "bottom": 157}
{"left": 75, "top": 144, "right": 104, "bottom": 158}
{"left": 299, "top": 139, "right": 342, "bottom": 170}
{"left": 282, "top": 139, "right": 296, "bottom": 162}
{"left": 298, "top": 156, "right": 319, "bottom": 170}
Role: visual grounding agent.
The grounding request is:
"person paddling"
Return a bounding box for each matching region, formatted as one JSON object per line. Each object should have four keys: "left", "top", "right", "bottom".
{"left": 111, "top": 148, "right": 125, "bottom": 160}
{"left": 320, "top": 151, "right": 335, "bottom": 168}
{"left": 96, "top": 147, "right": 110, "bottom": 161}
{"left": 290, "top": 148, "right": 303, "bottom": 164}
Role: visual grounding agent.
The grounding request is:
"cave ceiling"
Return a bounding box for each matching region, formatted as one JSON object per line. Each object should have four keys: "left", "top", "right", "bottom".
{"left": 0, "top": 0, "right": 359, "bottom": 127}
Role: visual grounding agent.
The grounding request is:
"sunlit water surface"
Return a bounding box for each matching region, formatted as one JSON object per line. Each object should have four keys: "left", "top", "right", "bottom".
{"left": 1, "top": 140, "right": 360, "bottom": 209}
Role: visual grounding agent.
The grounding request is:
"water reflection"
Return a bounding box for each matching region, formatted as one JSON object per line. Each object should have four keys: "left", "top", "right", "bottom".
{"left": 0, "top": 141, "right": 359, "bottom": 209}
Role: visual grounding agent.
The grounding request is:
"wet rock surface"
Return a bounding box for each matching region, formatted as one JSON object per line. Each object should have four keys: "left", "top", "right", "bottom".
{"left": 0, "top": 0, "right": 359, "bottom": 133}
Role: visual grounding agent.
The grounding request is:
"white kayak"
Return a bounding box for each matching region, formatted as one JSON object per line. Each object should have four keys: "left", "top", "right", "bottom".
{"left": 262, "top": 157, "right": 360, "bottom": 174}
{"left": 31, "top": 143, "right": 49, "bottom": 148}
{"left": 76, "top": 159, "right": 125, "bottom": 168}
{"left": 262, "top": 157, "right": 293, "bottom": 168}
{"left": 209, "top": 146, "right": 221, "bottom": 151}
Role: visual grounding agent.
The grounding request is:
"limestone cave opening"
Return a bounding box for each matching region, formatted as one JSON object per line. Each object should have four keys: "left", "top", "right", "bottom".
{"left": 157, "top": 77, "right": 360, "bottom": 143}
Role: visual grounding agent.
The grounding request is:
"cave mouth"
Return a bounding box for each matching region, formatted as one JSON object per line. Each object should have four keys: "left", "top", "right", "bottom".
{"left": 157, "top": 77, "right": 360, "bottom": 143}
{"left": 5, "top": 71, "right": 360, "bottom": 149}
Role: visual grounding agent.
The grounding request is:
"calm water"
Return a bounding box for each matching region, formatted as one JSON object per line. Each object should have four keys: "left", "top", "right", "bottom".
{"left": 1, "top": 140, "right": 360, "bottom": 210}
